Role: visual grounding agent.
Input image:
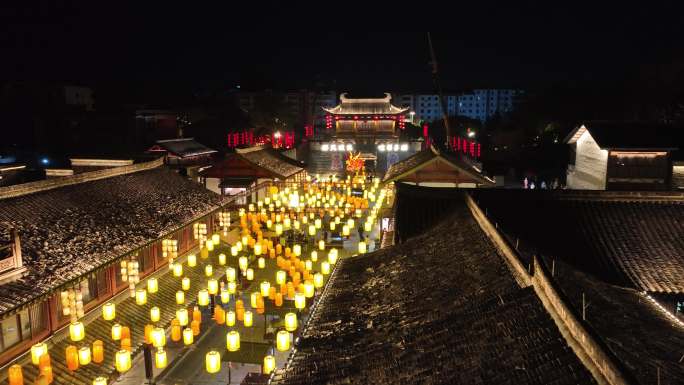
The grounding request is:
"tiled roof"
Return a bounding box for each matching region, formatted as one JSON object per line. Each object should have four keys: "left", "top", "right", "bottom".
{"left": 382, "top": 146, "right": 493, "bottom": 185}
{"left": 323, "top": 93, "right": 408, "bottom": 115}
{"left": 565, "top": 121, "right": 680, "bottom": 150}
{"left": 472, "top": 190, "right": 684, "bottom": 293}
{"left": 153, "top": 138, "right": 218, "bottom": 158}
{"left": 547, "top": 257, "right": 684, "bottom": 384}
{"left": 273, "top": 193, "right": 595, "bottom": 384}
{"left": 0, "top": 166, "right": 224, "bottom": 316}
{"left": 236, "top": 147, "right": 304, "bottom": 179}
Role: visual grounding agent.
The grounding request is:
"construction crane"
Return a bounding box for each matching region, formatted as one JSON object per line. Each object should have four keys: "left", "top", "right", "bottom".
{"left": 427, "top": 32, "right": 452, "bottom": 146}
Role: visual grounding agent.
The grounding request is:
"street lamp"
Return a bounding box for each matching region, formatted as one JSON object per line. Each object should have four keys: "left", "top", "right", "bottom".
{"left": 409, "top": 111, "right": 415, "bottom": 124}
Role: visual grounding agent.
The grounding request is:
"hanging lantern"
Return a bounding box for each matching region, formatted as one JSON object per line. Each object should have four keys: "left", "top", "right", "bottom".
{"left": 263, "top": 355, "right": 276, "bottom": 375}
{"left": 239, "top": 257, "right": 248, "bottom": 272}
{"left": 187, "top": 254, "right": 197, "bottom": 267}
{"left": 205, "top": 264, "right": 213, "bottom": 277}
{"left": 293, "top": 220, "right": 300, "bottom": 230}
{"left": 206, "top": 351, "right": 221, "bottom": 374}
{"left": 176, "top": 308, "right": 189, "bottom": 327}
{"left": 308, "top": 224, "right": 316, "bottom": 236}
{"left": 93, "top": 377, "right": 107, "bottom": 385}
{"left": 364, "top": 221, "right": 372, "bottom": 232}
{"left": 304, "top": 281, "right": 315, "bottom": 298}
{"left": 315, "top": 218, "right": 322, "bottom": 229}
{"left": 135, "top": 289, "right": 147, "bottom": 305}
{"left": 111, "top": 323, "right": 122, "bottom": 340}
{"left": 293, "top": 244, "right": 301, "bottom": 257}
{"left": 260, "top": 281, "right": 271, "bottom": 298}
{"left": 176, "top": 290, "right": 185, "bottom": 305}
{"left": 311, "top": 250, "right": 318, "bottom": 262}
{"left": 321, "top": 261, "right": 330, "bottom": 275}
{"left": 358, "top": 241, "right": 367, "bottom": 254}
{"left": 329, "top": 221, "right": 336, "bottom": 231}
{"left": 31, "top": 342, "right": 47, "bottom": 365}
{"left": 226, "top": 310, "right": 236, "bottom": 326}
{"left": 147, "top": 278, "right": 158, "bottom": 294}
{"left": 276, "top": 330, "right": 290, "bottom": 351}
{"left": 8, "top": 365, "right": 23, "bottom": 385}
{"left": 342, "top": 225, "right": 350, "bottom": 236}
{"left": 66, "top": 345, "right": 79, "bottom": 371}
{"left": 254, "top": 243, "right": 262, "bottom": 256}
{"left": 151, "top": 327, "right": 166, "bottom": 348}
{"left": 220, "top": 288, "right": 230, "bottom": 304}
{"left": 305, "top": 260, "right": 313, "bottom": 271}
{"left": 207, "top": 279, "right": 219, "bottom": 295}
{"left": 226, "top": 267, "right": 237, "bottom": 282}
{"left": 314, "top": 273, "right": 324, "bottom": 288}
{"left": 212, "top": 233, "right": 220, "bottom": 245}
{"left": 347, "top": 218, "right": 354, "bottom": 229}
{"left": 102, "top": 302, "right": 116, "bottom": 321}
{"left": 258, "top": 257, "right": 266, "bottom": 269}
{"left": 183, "top": 327, "right": 193, "bottom": 345}
{"left": 69, "top": 321, "right": 85, "bottom": 342}
{"left": 93, "top": 340, "right": 104, "bottom": 363}
{"left": 206, "top": 239, "right": 214, "bottom": 251}
{"left": 78, "top": 346, "right": 92, "bottom": 365}
{"left": 275, "top": 223, "right": 283, "bottom": 236}
{"left": 294, "top": 293, "right": 306, "bottom": 310}
{"left": 246, "top": 268, "right": 254, "bottom": 281}
{"left": 227, "top": 281, "right": 237, "bottom": 294}
{"left": 230, "top": 245, "right": 238, "bottom": 256}
{"left": 328, "top": 251, "right": 338, "bottom": 265}
{"left": 236, "top": 240, "right": 243, "bottom": 252}
{"left": 173, "top": 263, "right": 183, "bottom": 277}
{"left": 226, "top": 331, "right": 240, "bottom": 352}
{"left": 284, "top": 312, "right": 297, "bottom": 332}
{"left": 276, "top": 270, "right": 287, "bottom": 285}
{"left": 115, "top": 350, "right": 131, "bottom": 373}
{"left": 181, "top": 277, "right": 190, "bottom": 291}
{"left": 251, "top": 292, "right": 259, "bottom": 308}
{"left": 155, "top": 348, "right": 167, "bottom": 369}
{"left": 198, "top": 289, "right": 209, "bottom": 306}
{"left": 218, "top": 253, "right": 226, "bottom": 266}
{"left": 244, "top": 311, "right": 253, "bottom": 327}
{"left": 150, "top": 307, "right": 161, "bottom": 322}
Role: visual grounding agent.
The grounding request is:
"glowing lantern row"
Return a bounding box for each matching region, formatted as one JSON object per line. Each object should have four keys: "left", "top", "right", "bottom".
{"left": 60, "top": 285, "right": 86, "bottom": 321}
{"left": 121, "top": 259, "right": 140, "bottom": 297}
{"left": 162, "top": 239, "right": 178, "bottom": 262}
{"left": 276, "top": 330, "right": 290, "bottom": 351}
{"left": 226, "top": 331, "right": 240, "bottom": 352}
{"left": 102, "top": 302, "right": 116, "bottom": 321}
{"left": 206, "top": 350, "right": 221, "bottom": 373}
{"left": 218, "top": 211, "right": 230, "bottom": 234}
{"left": 115, "top": 349, "right": 131, "bottom": 373}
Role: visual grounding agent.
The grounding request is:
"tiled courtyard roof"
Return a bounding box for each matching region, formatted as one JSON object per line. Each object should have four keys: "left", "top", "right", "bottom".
{"left": 0, "top": 166, "right": 224, "bottom": 316}
{"left": 547, "top": 257, "right": 684, "bottom": 384}
{"left": 236, "top": 147, "right": 304, "bottom": 179}
{"left": 152, "top": 138, "right": 218, "bottom": 158}
{"left": 472, "top": 190, "right": 684, "bottom": 293}
{"left": 273, "top": 192, "right": 595, "bottom": 384}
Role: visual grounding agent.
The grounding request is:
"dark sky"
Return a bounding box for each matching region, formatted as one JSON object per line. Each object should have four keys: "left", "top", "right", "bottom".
{"left": 3, "top": 3, "right": 683, "bottom": 93}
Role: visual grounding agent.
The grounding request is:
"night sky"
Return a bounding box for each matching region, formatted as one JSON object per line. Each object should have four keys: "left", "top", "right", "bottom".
{"left": 2, "top": 3, "right": 683, "bottom": 92}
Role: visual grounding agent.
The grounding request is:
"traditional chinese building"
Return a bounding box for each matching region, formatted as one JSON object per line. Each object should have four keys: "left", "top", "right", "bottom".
{"left": 309, "top": 93, "right": 421, "bottom": 175}
{"left": 147, "top": 138, "right": 218, "bottom": 179}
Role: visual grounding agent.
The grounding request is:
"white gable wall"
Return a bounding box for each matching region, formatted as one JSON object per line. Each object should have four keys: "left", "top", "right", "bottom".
{"left": 567, "top": 128, "right": 608, "bottom": 190}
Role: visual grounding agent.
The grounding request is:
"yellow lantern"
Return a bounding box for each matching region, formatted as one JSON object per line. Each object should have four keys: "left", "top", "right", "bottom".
{"left": 260, "top": 281, "right": 271, "bottom": 298}
{"left": 181, "top": 277, "right": 190, "bottom": 291}
{"left": 226, "top": 310, "right": 236, "bottom": 326}
{"left": 212, "top": 233, "right": 220, "bottom": 245}
{"left": 135, "top": 289, "right": 147, "bottom": 305}
{"left": 93, "top": 340, "right": 104, "bottom": 363}
{"left": 293, "top": 244, "right": 301, "bottom": 257}
{"left": 236, "top": 241, "right": 243, "bottom": 252}
{"left": 263, "top": 355, "right": 276, "bottom": 374}
{"left": 198, "top": 289, "right": 209, "bottom": 306}
{"left": 251, "top": 292, "right": 259, "bottom": 308}
{"left": 294, "top": 220, "right": 300, "bottom": 230}
{"left": 329, "top": 222, "right": 336, "bottom": 231}
{"left": 227, "top": 281, "right": 237, "bottom": 294}
{"left": 239, "top": 257, "right": 248, "bottom": 272}
{"left": 305, "top": 260, "right": 313, "bottom": 271}
{"left": 92, "top": 376, "right": 107, "bottom": 385}
{"left": 115, "top": 349, "right": 131, "bottom": 373}
{"left": 218, "top": 253, "right": 226, "bottom": 266}
{"left": 177, "top": 308, "right": 189, "bottom": 326}
{"left": 147, "top": 278, "right": 158, "bottom": 293}
{"left": 284, "top": 312, "right": 297, "bottom": 332}
{"left": 276, "top": 330, "right": 290, "bottom": 351}
{"left": 111, "top": 323, "right": 122, "bottom": 340}
{"left": 151, "top": 327, "right": 166, "bottom": 348}
{"left": 358, "top": 241, "right": 366, "bottom": 254}
{"left": 304, "top": 281, "right": 315, "bottom": 298}
{"left": 347, "top": 218, "right": 354, "bottom": 229}
{"left": 173, "top": 263, "right": 183, "bottom": 277}
{"left": 315, "top": 218, "right": 322, "bottom": 229}
{"left": 205, "top": 264, "right": 213, "bottom": 277}
{"left": 244, "top": 311, "right": 253, "bottom": 327}
{"left": 328, "top": 251, "right": 338, "bottom": 265}
{"left": 207, "top": 279, "right": 219, "bottom": 295}
{"left": 226, "top": 331, "right": 240, "bottom": 352}
{"left": 266, "top": 220, "right": 272, "bottom": 229}
{"left": 294, "top": 293, "right": 306, "bottom": 310}
{"left": 275, "top": 223, "right": 283, "bottom": 236}
{"left": 102, "top": 302, "right": 116, "bottom": 321}
{"left": 342, "top": 225, "right": 350, "bottom": 236}
{"left": 246, "top": 268, "right": 254, "bottom": 281}
{"left": 335, "top": 216, "right": 340, "bottom": 224}
{"left": 78, "top": 346, "right": 91, "bottom": 365}
{"left": 220, "top": 288, "right": 230, "bottom": 304}
{"left": 308, "top": 224, "right": 316, "bottom": 236}
{"left": 150, "top": 306, "right": 160, "bottom": 322}
{"left": 311, "top": 250, "right": 318, "bottom": 262}
{"left": 206, "top": 239, "right": 214, "bottom": 251}
{"left": 318, "top": 240, "right": 325, "bottom": 251}
{"left": 254, "top": 243, "right": 262, "bottom": 256}
{"left": 183, "top": 327, "right": 193, "bottom": 345}
{"left": 276, "top": 270, "right": 287, "bottom": 285}
{"left": 69, "top": 321, "right": 85, "bottom": 342}
{"left": 31, "top": 342, "right": 47, "bottom": 365}
{"left": 314, "top": 273, "right": 324, "bottom": 288}
{"left": 241, "top": 235, "right": 248, "bottom": 245}
{"left": 321, "top": 261, "right": 330, "bottom": 275}
{"left": 258, "top": 257, "right": 266, "bottom": 269}
{"left": 155, "top": 348, "right": 167, "bottom": 369}
{"left": 364, "top": 221, "right": 372, "bottom": 232}
{"left": 226, "top": 267, "right": 237, "bottom": 282}
{"left": 176, "top": 290, "right": 185, "bottom": 304}
{"left": 206, "top": 351, "right": 221, "bottom": 374}
{"left": 187, "top": 254, "right": 197, "bottom": 267}
{"left": 230, "top": 245, "right": 238, "bottom": 256}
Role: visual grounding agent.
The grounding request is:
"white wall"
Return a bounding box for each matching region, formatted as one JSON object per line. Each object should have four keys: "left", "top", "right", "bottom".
{"left": 567, "top": 129, "right": 608, "bottom": 190}
{"left": 205, "top": 177, "right": 221, "bottom": 195}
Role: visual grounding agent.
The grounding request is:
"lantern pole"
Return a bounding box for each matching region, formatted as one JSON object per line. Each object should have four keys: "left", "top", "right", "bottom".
{"left": 143, "top": 342, "right": 155, "bottom": 384}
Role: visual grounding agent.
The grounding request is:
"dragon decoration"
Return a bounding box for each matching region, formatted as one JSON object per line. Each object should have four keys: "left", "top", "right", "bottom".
{"left": 345, "top": 151, "right": 365, "bottom": 177}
